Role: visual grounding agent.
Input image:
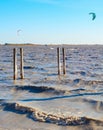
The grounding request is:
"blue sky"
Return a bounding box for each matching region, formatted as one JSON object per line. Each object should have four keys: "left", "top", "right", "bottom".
{"left": 0, "top": 0, "right": 103, "bottom": 44}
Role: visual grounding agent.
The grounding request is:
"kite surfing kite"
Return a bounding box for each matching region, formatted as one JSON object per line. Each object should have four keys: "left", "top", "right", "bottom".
{"left": 17, "top": 29, "right": 22, "bottom": 36}
{"left": 89, "top": 12, "right": 96, "bottom": 20}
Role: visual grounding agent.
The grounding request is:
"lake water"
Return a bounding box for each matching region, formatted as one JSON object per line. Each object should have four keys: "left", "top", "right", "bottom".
{"left": 0, "top": 44, "right": 103, "bottom": 130}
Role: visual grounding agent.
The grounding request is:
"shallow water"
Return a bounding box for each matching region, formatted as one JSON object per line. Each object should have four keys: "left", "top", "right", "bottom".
{"left": 0, "top": 44, "right": 103, "bottom": 129}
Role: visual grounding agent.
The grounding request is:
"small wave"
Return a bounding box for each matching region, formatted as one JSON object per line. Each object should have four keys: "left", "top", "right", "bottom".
{"left": 1, "top": 102, "right": 90, "bottom": 126}
{"left": 20, "top": 92, "right": 103, "bottom": 102}
{"left": 14, "top": 85, "right": 66, "bottom": 95}
{"left": 72, "top": 78, "right": 103, "bottom": 85}
{"left": 14, "top": 85, "right": 103, "bottom": 98}
{"left": 2, "top": 102, "right": 103, "bottom": 126}
{"left": 23, "top": 66, "right": 35, "bottom": 69}
{"left": 73, "top": 79, "right": 80, "bottom": 84}
{"left": 23, "top": 66, "right": 46, "bottom": 72}
{"left": 70, "top": 71, "right": 86, "bottom": 76}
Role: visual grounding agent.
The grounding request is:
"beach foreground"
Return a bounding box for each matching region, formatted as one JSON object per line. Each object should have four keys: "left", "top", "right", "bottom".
{"left": 0, "top": 44, "right": 103, "bottom": 130}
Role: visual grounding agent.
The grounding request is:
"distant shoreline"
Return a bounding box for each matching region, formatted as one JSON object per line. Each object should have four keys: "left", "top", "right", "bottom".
{"left": 1, "top": 43, "right": 103, "bottom": 46}
{"left": 4, "top": 43, "right": 36, "bottom": 46}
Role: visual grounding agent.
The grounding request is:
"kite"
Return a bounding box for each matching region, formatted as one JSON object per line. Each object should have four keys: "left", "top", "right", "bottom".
{"left": 17, "top": 29, "right": 22, "bottom": 36}
{"left": 89, "top": 12, "right": 96, "bottom": 20}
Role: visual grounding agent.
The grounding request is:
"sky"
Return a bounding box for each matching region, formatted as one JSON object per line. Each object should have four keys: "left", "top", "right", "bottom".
{"left": 0, "top": 0, "right": 103, "bottom": 44}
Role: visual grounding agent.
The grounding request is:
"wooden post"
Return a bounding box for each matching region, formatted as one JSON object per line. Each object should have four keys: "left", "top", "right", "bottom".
{"left": 62, "top": 47, "right": 66, "bottom": 75}
{"left": 13, "top": 48, "right": 17, "bottom": 80}
{"left": 20, "top": 48, "right": 24, "bottom": 79}
{"left": 57, "top": 47, "right": 61, "bottom": 75}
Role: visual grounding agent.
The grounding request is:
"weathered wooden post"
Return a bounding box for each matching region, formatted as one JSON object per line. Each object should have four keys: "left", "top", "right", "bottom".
{"left": 57, "top": 47, "right": 61, "bottom": 75}
{"left": 13, "top": 48, "right": 17, "bottom": 80}
{"left": 62, "top": 47, "right": 66, "bottom": 74}
{"left": 20, "top": 48, "right": 24, "bottom": 79}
